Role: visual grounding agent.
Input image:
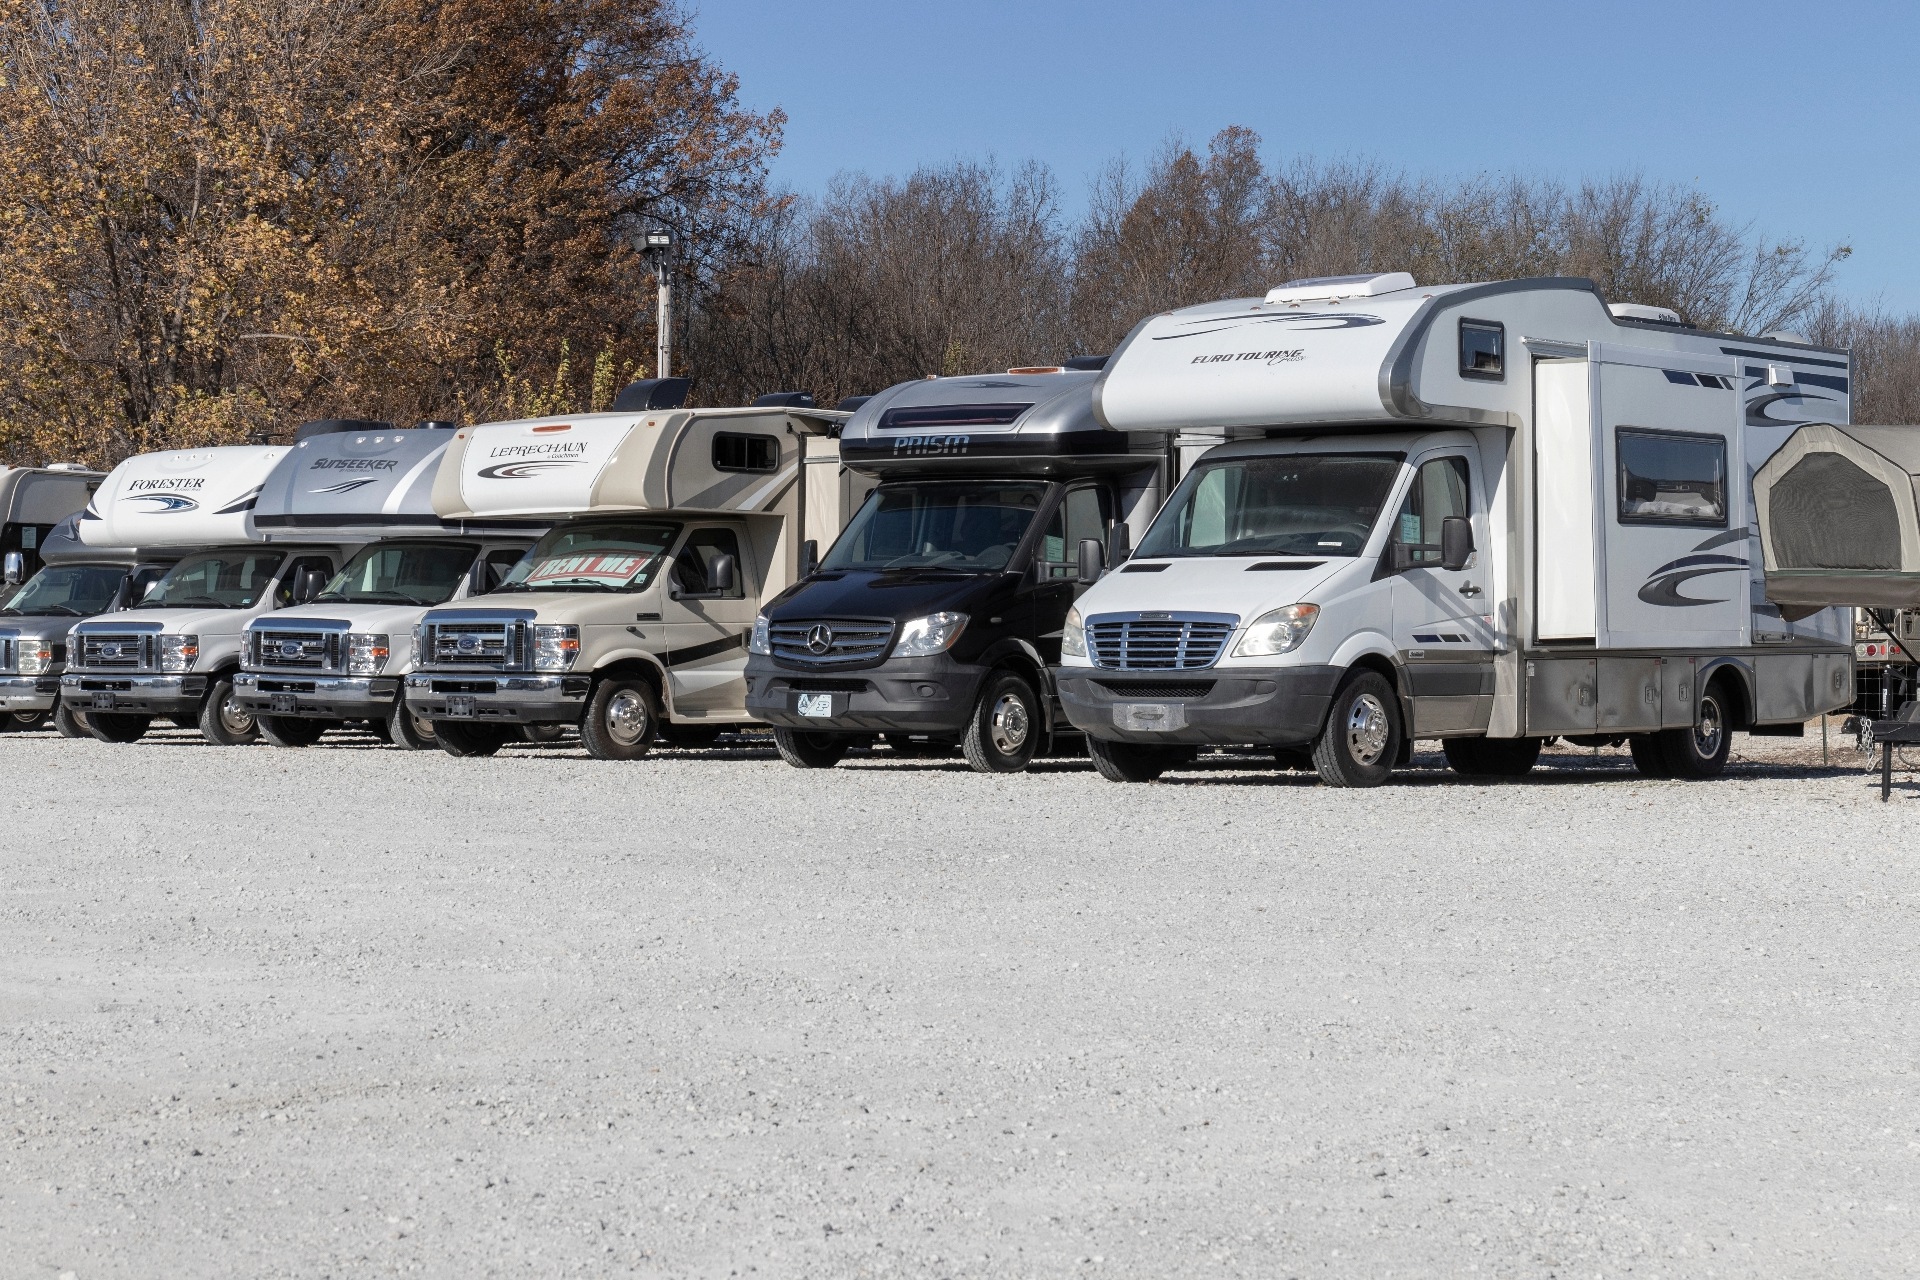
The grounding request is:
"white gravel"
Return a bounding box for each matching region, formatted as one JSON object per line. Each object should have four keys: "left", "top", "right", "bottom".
{"left": 0, "top": 724, "right": 1914, "bottom": 1279}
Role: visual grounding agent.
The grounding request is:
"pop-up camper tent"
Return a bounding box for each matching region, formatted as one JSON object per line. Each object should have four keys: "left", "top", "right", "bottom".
{"left": 1755, "top": 422, "right": 1920, "bottom": 612}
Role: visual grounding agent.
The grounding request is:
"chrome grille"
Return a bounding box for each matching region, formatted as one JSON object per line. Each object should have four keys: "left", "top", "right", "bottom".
{"left": 767, "top": 619, "right": 894, "bottom": 668}
{"left": 427, "top": 620, "right": 521, "bottom": 669}
{"left": 252, "top": 629, "right": 336, "bottom": 672}
{"left": 1087, "top": 613, "right": 1237, "bottom": 670}
{"left": 80, "top": 632, "right": 152, "bottom": 671}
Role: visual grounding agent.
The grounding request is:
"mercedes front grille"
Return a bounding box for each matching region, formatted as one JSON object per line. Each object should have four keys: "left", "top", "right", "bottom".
{"left": 1086, "top": 613, "right": 1238, "bottom": 670}
{"left": 767, "top": 619, "right": 895, "bottom": 668}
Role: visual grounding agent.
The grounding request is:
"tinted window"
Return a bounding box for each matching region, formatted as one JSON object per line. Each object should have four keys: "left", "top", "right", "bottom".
{"left": 876, "top": 403, "right": 1031, "bottom": 430}
{"left": 1039, "top": 487, "right": 1107, "bottom": 579}
{"left": 1138, "top": 454, "right": 1402, "bottom": 558}
{"left": 497, "top": 522, "right": 678, "bottom": 593}
{"left": 319, "top": 542, "right": 476, "bottom": 606}
{"left": 821, "top": 482, "right": 1047, "bottom": 574}
{"left": 1459, "top": 319, "right": 1503, "bottom": 380}
{"left": 713, "top": 433, "right": 779, "bottom": 473}
{"left": 482, "top": 547, "right": 527, "bottom": 592}
{"left": 673, "top": 528, "right": 744, "bottom": 598}
{"left": 1, "top": 564, "right": 127, "bottom": 616}
{"left": 143, "top": 551, "right": 284, "bottom": 609}
{"left": 1617, "top": 429, "right": 1726, "bottom": 526}
{"left": 1394, "top": 457, "right": 1472, "bottom": 564}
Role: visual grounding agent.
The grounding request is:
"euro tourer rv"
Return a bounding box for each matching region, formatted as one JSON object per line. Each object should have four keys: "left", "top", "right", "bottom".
{"left": 1056, "top": 273, "right": 1854, "bottom": 784}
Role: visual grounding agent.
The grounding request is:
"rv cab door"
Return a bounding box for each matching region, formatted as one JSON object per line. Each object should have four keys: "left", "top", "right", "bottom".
{"left": 1388, "top": 450, "right": 1498, "bottom": 735}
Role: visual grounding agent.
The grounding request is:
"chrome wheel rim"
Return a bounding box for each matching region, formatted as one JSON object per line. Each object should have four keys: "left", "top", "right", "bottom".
{"left": 1693, "top": 694, "right": 1723, "bottom": 757}
{"left": 606, "top": 690, "right": 651, "bottom": 746}
{"left": 988, "top": 692, "right": 1030, "bottom": 755}
{"left": 219, "top": 695, "right": 254, "bottom": 736}
{"left": 1345, "top": 692, "right": 1390, "bottom": 765}
{"left": 410, "top": 711, "right": 437, "bottom": 742}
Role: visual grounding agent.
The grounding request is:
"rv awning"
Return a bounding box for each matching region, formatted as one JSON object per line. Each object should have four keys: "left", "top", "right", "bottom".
{"left": 1754, "top": 422, "right": 1920, "bottom": 608}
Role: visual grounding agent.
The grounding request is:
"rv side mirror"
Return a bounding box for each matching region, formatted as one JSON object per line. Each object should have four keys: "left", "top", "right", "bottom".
{"left": 2, "top": 551, "right": 21, "bottom": 586}
{"left": 1107, "top": 522, "right": 1131, "bottom": 567}
{"left": 292, "top": 566, "right": 328, "bottom": 604}
{"left": 1440, "top": 516, "right": 1474, "bottom": 572}
{"left": 801, "top": 539, "right": 819, "bottom": 577}
{"left": 1076, "top": 538, "right": 1105, "bottom": 584}
{"left": 707, "top": 553, "right": 737, "bottom": 595}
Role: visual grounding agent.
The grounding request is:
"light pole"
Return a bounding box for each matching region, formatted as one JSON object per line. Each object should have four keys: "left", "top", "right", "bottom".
{"left": 641, "top": 230, "right": 673, "bottom": 379}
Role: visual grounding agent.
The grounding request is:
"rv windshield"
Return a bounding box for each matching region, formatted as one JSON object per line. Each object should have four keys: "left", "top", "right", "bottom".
{"left": 495, "top": 522, "right": 676, "bottom": 593}
{"left": 821, "top": 481, "right": 1048, "bottom": 574}
{"left": 317, "top": 542, "right": 476, "bottom": 607}
{"left": 1137, "top": 453, "right": 1403, "bottom": 558}
{"left": 0, "top": 564, "right": 126, "bottom": 617}
{"left": 141, "top": 550, "right": 285, "bottom": 609}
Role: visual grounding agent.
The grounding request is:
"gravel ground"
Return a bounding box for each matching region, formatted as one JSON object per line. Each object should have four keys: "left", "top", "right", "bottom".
{"left": 0, "top": 723, "right": 1915, "bottom": 1279}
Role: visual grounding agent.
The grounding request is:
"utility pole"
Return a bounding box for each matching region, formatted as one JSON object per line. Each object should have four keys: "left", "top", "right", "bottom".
{"left": 642, "top": 230, "right": 673, "bottom": 378}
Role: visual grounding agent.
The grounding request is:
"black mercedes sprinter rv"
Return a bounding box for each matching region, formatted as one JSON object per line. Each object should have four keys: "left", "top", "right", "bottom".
{"left": 743, "top": 368, "right": 1174, "bottom": 772}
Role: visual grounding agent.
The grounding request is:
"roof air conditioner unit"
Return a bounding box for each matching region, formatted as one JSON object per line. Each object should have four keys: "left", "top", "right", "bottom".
{"left": 1265, "top": 272, "right": 1415, "bottom": 305}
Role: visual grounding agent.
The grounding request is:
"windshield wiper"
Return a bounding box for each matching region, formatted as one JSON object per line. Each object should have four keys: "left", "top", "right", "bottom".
{"left": 32, "top": 604, "right": 84, "bottom": 616}
{"left": 160, "top": 595, "right": 234, "bottom": 608}
{"left": 349, "top": 589, "right": 436, "bottom": 605}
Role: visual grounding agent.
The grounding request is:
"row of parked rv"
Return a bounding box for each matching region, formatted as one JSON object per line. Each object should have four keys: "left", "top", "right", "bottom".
{"left": 0, "top": 272, "right": 1895, "bottom": 785}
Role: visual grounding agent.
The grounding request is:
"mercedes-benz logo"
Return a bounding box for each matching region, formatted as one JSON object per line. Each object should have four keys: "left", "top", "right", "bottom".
{"left": 457, "top": 634, "right": 480, "bottom": 654}
{"left": 805, "top": 624, "right": 834, "bottom": 655}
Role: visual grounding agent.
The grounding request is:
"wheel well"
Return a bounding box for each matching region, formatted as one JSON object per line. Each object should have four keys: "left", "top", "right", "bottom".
{"left": 1701, "top": 664, "right": 1753, "bottom": 729}
{"left": 1346, "top": 653, "right": 1401, "bottom": 700}
{"left": 594, "top": 658, "right": 665, "bottom": 703}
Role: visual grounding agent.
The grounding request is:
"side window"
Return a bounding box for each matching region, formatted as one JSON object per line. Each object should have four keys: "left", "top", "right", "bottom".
{"left": 1459, "top": 319, "right": 1504, "bottom": 381}
{"left": 1394, "top": 457, "right": 1471, "bottom": 565}
{"left": 672, "top": 528, "right": 744, "bottom": 598}
{"left": 482, "top": 547, "right": 526, "bottom": 592}
{"left": 712, "top": 433, "right": 779, "bottom": 473}
{"left": 1038, "top": 488, "right": 1108, "bottom": 579}
{"left": 1616, "top": 428, "right": 1726, "bottom": 527}
{"left": 127, "top": 565, "right": 165, "bottom": 605}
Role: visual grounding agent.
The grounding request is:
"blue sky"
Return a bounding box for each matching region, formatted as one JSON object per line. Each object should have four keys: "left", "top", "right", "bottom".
{"left": 692, "top": 0, "right": 1920, "bottom": 313}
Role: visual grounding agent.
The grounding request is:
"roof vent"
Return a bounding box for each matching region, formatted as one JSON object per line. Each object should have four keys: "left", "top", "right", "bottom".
{"left": 416, "top": 419, "right": 459, "bottom": 431}
{"left": 294, "top": 418, "right": 395, "bottom": 442}
{"left": 1608, "top": 302, "right": 1686, "bottom": 326}
{"left": 752, "top": 391, "right": 815, "bottom": 409}
{"left": 1761, "top": 330, "right": 1811, "bottom": 346}
{"left": 1265, "top": 272, "right": 1415, "bottom": 304}
{"left": 43, "top": 462, "right": 91, "bottom": 471}
{"left": 613, "top": 378, "right": 690, "bottom": 412}
{"left": 834, "top": 395, "right": 873, "bottom": 413}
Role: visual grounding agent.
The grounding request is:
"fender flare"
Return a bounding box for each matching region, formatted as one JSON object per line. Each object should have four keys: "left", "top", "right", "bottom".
{"left": 589, "top": 651, "right": 674, "bottom": 715}
{"left": 972, "top": 638, "right": 1055, "bottom": 735}
{"left": 1694, "top": 656, "right": 1756, "bottom": 728}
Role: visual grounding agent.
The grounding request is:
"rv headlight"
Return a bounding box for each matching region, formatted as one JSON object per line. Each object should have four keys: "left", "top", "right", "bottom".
{"left": 1232, "top": 604, "right": 1319, "bottom": 658}
{"left": 1060, "top": 606, "right": 1087, "bottom": 660}
{"left": 16, "top": 641, "right": 54, "bottom": 676}
{"left": 159, "top": 633, "right": 199, "bottom": 672}
{"left": 532, "top": 623, "right": 581, "bottom": 671}
{"left": 345, "top": 632, "right": 390, "bottom": 676}
{"left": 411, "top": 622, "right": 425, "bottom": 668}
{"left": 892, "top": 612, "right": 968, "bottom": 658}
{"left": 748, "top": 614, "right": 771, "bottom": 656}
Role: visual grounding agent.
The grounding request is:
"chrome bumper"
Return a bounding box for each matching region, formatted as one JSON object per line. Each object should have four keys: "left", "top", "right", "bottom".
{"left": 403, "top": 671, "right": 589, "bottom": 724}
{"left": 233, "top": 671, "right": 399, "bottom": 718}
{"left": 0, "top": 673, "right": 61, "bottom": 712}
{"left": 60, "top": 672, "right": 202, "bottom": 714}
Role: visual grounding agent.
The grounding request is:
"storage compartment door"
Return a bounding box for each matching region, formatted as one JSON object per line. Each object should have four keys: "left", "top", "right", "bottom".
{"left": 1593, "top": 346, "right": 1747, "bottom": 649}
{"left": 1533, "top": 359, "right": 1596, "bottom": 641}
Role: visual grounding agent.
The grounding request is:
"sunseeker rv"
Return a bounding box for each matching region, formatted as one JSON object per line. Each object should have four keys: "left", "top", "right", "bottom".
{"left": 1056, "top": 273, "right": 1854, "bottom": 784}
{"left": 403, "top": 401, "right": 854, "bottom": 758}
{"left": 61, "top": 443, "right": 364, "bottom": 744}
{"left": 744, "top": 367, "right": 1174, "bottom": 772}
{"left": 231, "top": 424, "right": 538, "bottom": 749}
{"left": 0, "top": 513, "right": 173, "bottom": 735}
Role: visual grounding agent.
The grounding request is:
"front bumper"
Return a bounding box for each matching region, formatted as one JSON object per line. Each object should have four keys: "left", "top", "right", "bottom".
{"left": 403, "top": 672, "right": 591, "bottom": 725}
{"left": 744, "top": 654, "right": 985, "bottom": 735}
{"left": 232, "top": 671, "right": 400, "bottom": 720}
{"left": 0, "top": 673, "right": 64, "bottom": 713}
{"left": 1057, "top": 664, "right": 1342, "bottom": 746}
{"left": 60, "top": 672, "right": 208, "bottom": 715}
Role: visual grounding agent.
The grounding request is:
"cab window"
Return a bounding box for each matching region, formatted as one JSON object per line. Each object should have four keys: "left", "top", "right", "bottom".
{"left": 481, "top": 547, "right": 527, "bottom": 593}
{"left": 1038, "top": 488, "right": 1107, "bottom": 580}
{"left": 672, "top": 528, "right": 744, "bottom": 599}
{"left": 1393, "top": 457, "right": 1471, "bottom": 565}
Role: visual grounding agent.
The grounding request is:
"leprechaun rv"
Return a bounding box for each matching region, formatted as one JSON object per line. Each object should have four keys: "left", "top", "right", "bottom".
{"left": 1054, "top": 273, "right": 1854, "bottom": 784}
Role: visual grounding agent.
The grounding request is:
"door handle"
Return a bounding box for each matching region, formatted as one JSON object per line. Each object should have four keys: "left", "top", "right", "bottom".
{"left": 1458, "top": 583, "right": 1482, "bottom": 597}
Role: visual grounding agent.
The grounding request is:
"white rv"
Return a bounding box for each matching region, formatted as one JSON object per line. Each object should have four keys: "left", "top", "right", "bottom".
{"left": 403, "top": 401, "right": 855, "bottom": 758}
{"left": 230, "top": 424, "right": 538, "bottom": 749}
{"left": 1055, "top": 273, "right": 1854, "bottom": 784}
{"left": 0, "top": 463, "right": 104, "bottom": 584}
{"left": 60, "top": 443, "right": 364, "bottom": 744}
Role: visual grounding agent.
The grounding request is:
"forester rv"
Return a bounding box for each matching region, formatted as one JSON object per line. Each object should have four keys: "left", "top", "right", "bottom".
{"left": 403, "top": 400, "right": 854, "bottom": 758}
{"left": 1056, "top": 273, "right": 1854, "bottom": 785}
{"left": 744, "top": 368, "right": 1175, "bottom": 772}
{"left": 61, "top": 443, "right": 363, "bottom": 744}
{"left": 0, "top": 463, "right": 103, "bottom": 583}
{"left": 0, "top": 513, "right": 173, "bottom": 735}
{"left": 230, "top": 424, "right": 538, "bottom": 749}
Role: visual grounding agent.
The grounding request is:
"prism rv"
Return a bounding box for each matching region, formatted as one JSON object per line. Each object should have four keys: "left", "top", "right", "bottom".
{"left": 1055, "top": 272, "right": 1855, "bottom": 784}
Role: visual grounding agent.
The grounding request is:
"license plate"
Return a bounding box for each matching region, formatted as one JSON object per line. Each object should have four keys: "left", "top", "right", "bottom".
{"left": 445, "top": 695, "right": 476, "bottom": 718}
{"left": 794, "top": 692, "right": 837, "bottom": 718}
{"left": 1113, "top": 701, "right": 1185, "bottom": 732}
{"left": 90, "top": 692, "right": 116, "bottom": 711}
{"left": 270, "top": 694, "right": 297, "bottom": 714}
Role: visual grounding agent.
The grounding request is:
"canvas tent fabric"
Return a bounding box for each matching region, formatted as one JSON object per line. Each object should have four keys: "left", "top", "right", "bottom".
{"left": 1754, "top": 422, "right": 1920, "bottom": 609}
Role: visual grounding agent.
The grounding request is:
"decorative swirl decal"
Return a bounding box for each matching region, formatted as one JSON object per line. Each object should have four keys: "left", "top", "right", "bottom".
{"left": 129, "top": 493, "right": 199, "bottom": 513}
{"left": 311, "top": 477, "right": 380, "bottom": 495}
{"left": 478, "top": 459, "right": 584, "bottom": 480}
{"left": 1152, "top": 311, "right": 1386, "bottom": 340}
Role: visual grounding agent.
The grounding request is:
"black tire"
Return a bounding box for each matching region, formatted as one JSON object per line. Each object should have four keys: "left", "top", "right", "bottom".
{"left": 256, "top": 714, "right": 329, "bottom": 748}
{"left": 1627, "top": 734, "right": 1673, "bottom": 778}
{"left": 961, "top": 671, "right": 1041, "bottom": 774}
{"left": 54, "top": 700, "right": 91, "bottom": 739}
{"left": 772, "top": 726, "right": 849, "bottom": 768}
{"left": 580, "top": 678, "right": 659, "bottom": 762}
{"left": 520, "top": 723, "right": 567, "bottom": 744}
{"left": 388, "top": 700, "right": 438, "bottom": 751}
{"left": 1441, "top": 735, "right": 1542, "bottom": 778}
{"left": 9, "top": 710, "right": 47, "bottom": 731}
{"left": 1086, "top": 735, "right": 1193, "bottom": 783}
{"left": 1655, "top": 679, "right": 1734, "bottom": 779}
{"left": 87, "top": 711, "right": 151, "bottom": 743}
{"left": 198, "top": 676, "right": 258, "bottom": 746}
{"left": 1311, "top": 671, "right": 1401, "bottom": 788}
{"left": 434, "top": 720, "right": 515, "bottom": 757}
{"left": 656, "top": 723, "right": 725, "bottom": 749}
